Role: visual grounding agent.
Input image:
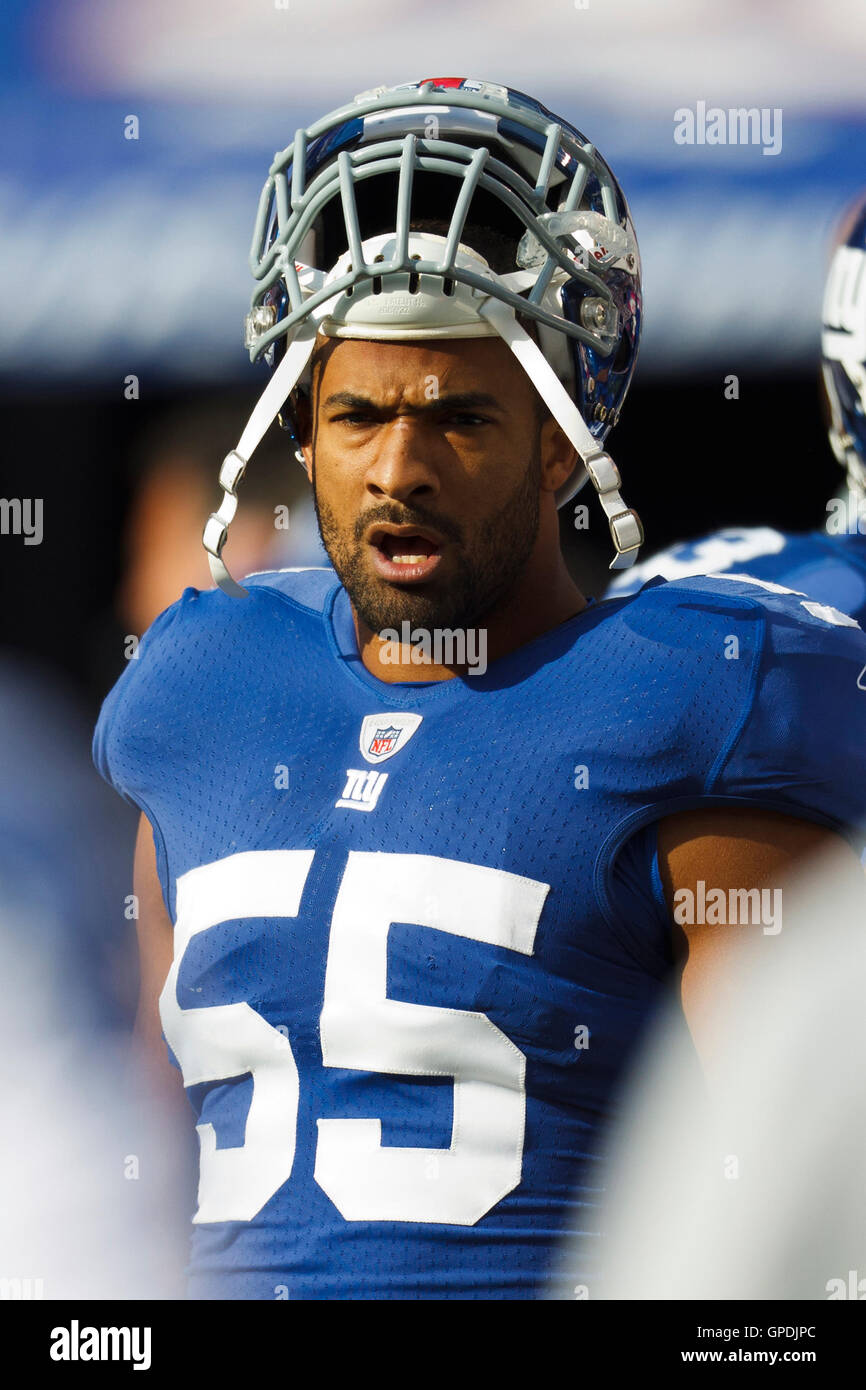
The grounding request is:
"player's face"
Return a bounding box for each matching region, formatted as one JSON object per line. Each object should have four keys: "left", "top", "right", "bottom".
{"left": 302, "top": 335, "right": 562, "bottom": 633}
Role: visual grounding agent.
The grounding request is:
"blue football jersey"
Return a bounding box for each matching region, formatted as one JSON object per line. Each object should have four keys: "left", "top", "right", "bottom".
{"left": 93, "top": 566, "right": 866, "bottom": 1300}
{"left": 608, "top": 525, "right": 866, "bottom": 623}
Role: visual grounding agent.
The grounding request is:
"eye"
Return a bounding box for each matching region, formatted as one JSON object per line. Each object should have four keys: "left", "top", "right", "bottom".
{"left": 331, "top": 411, "right": 377, "bottom": 426}
{"left": 445, "top": 412, "right": 490, "bottom": 427}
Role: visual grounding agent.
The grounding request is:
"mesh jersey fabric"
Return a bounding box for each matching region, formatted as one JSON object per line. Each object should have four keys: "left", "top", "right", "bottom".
{"left": 93, "top": 566, "right": 866, "bottom": 1298}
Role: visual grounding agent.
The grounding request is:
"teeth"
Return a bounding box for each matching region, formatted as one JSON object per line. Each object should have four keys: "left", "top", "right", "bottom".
{"left": 393, "top": 554, "right": 427, "bottom": 565}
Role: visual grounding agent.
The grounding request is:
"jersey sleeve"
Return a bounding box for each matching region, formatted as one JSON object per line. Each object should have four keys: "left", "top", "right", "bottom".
{"left": 92, "top": 592, "right": 189, "bottom": 812}
{"left": 92, "top": 591, "right": 202, "bottom": 913}
{"left": 92, "top": 573, "right": 333, "bottom": 906}
{"left": 605, "top": 821, "right": 674, "bottom": 977}
{"left": 597, "top": 573, "right": 866, "bottom": 971}
{"left": 695, "top": 575, "right": 866, "bottom": 843}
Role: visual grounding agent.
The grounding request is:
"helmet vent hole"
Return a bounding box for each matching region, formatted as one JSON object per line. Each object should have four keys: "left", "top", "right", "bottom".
{"left": 372, "top": 276, "right": 382, "bottom": 295}
{"left": 442, "top": 277, "right": 455, "bottom": 297}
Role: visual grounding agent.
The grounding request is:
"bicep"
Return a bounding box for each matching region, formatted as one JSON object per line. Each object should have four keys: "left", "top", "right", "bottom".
{"left": 656, "top": 807, "right": 864, "bottom": 1057}
{"left": 132, "top": 812, "right": 182, "bottom": 1092}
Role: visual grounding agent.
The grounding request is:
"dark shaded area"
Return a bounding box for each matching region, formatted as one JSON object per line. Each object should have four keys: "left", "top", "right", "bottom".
{"left": 564, "top": 370, "right": 834, "bottom": 600}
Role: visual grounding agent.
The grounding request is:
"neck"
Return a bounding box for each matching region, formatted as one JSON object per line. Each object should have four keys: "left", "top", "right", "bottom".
{"left": 354, "top": 535, "right": 587, "bottom": 684}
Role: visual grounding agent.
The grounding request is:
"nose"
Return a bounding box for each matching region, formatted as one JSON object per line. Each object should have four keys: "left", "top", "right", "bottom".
{"left": 364, "top": 417, "right": 441, "bottom": 505}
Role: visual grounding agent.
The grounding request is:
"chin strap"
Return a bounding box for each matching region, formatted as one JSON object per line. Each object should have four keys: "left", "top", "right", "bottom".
{"left": 478, "top": 297, "right": 643, "bottom": 569}
{"left": 203, "top": 316, "right": 325, "bottom": 596}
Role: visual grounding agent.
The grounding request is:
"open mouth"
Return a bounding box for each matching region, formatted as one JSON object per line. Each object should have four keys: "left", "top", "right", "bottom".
{"left": 368, "top": 525, "right": 445, "bottom": 584}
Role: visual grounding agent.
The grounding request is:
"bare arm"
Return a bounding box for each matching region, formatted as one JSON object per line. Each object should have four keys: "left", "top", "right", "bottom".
{"left": 656, "top": 807, "right": 866, "bottom": 1064}
{"left": 132, "top": 811, "right": 187, "bottom": 1106}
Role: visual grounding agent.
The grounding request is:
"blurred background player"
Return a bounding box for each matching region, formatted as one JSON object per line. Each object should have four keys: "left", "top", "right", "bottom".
{"left": 607, "top": 193, "right": 866, "bottom": 622}
{"left": 118, "top": 399, "right": 326, "bottom": 637}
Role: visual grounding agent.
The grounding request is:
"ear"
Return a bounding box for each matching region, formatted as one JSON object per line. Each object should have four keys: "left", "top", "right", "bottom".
{"left": 291, "top": 389, "right": 314, "bottom": 483}
{"left": 539, "top": 416, "right": 578, "bottom": 495}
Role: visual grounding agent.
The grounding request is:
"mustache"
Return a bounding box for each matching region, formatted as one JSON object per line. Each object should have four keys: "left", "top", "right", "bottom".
{"left": 354, "top": 503, "right": 464, "bottom": 546}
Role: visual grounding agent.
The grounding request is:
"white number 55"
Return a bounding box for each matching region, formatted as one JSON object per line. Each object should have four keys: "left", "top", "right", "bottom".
{"left": 160, "top": 850, "right": 549, "bottom": 1227}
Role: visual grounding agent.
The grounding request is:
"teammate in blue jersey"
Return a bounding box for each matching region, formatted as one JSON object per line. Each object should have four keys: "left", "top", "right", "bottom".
{"left": 94, "top": 80, "right": 866, "bottom": 1300}
{"left": 608, "top": 193, "right": 866, "bottom": 617}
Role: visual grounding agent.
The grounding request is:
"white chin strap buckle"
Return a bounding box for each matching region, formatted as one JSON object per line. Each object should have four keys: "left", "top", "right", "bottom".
{"left": 477, "top": 298, "right": 644, "bottom": 571}
{"left": 583, "top": 451, "right": 644, "bottom": 569}
{"left": 202, "top": 317, "right": 324, "bottom": 597}
{"left": 203, "top": 450, "right": 248, "bottom": 598}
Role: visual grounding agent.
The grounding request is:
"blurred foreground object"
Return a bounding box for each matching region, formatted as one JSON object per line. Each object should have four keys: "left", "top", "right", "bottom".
{"left": 0, "top": 653, "right": 191, "bottom": 1297}
{"left": 567, "top": 841, "right": 866, "bottom": 1299}
{"left": 0, "top": 880, "right": 190, "bottom": 1298}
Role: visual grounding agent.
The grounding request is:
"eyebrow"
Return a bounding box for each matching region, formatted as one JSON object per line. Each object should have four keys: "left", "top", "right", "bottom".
{"left": 321, "top": 390, "right": 505, "bottom": 416}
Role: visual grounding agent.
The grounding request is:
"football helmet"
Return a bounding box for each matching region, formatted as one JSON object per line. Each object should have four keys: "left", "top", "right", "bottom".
{"left": 822, "top": 192, "right": 866, "bottom": 498}
{"left": 204, "top": 77, "right": 644, "bottom": 596}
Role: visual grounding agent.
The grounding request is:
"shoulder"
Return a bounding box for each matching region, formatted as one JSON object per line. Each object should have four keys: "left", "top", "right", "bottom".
{"left": 241, "top": 565, "right": 340, "bottom": 612}
{"left": 164, "top": 564, "right": 341, "bottom": 632}
{"left": 606, "top": 569, "right": 866, "bottom": 762}
{"left": 662, "top": 567, "right": 864, "bottom": 643}
{"left": 663, "top": 572, "right": 866, "bottom": 825}
{"left": 113, "top": 566, "right": 336, "bottom": 683}
{"left": 597, "top": 571, "right": 866, "bottom": 843}
{"left": 138, "top": 566, "right": 340, "bottom": 660}
{"left": 618, "top": 570, "right": 866, "bottom": 689}
{"left": 780, "top": 531, "right": 866, "bottom": 625}
{"left": 616, "top": 566, "right": 863, "bottom": 639}
{"left": 92, "top": 566, "right": 341, "bottom": 796}
{"left": 556, "top": 573, "right": 865, "bottom": 783}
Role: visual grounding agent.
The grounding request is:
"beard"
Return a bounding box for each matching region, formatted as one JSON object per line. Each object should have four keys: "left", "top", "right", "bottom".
{"left": 313, "top": 445, "right": 543, "bottom": 635}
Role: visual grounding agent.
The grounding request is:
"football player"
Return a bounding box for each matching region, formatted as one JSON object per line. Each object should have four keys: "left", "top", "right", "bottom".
{"left": 608, "top": 193, "right": 866, "bottom": 618}
{"left": 94, "top": 79, "right": 866, "bottom": 1299}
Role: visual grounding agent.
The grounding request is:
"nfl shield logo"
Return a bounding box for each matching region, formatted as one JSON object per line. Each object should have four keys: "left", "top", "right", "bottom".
{"left": 358, "top": 712, "right": 423, "bottom": 764}
{"left": 368, "top": 725, "right": 401, "bottom": 758}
